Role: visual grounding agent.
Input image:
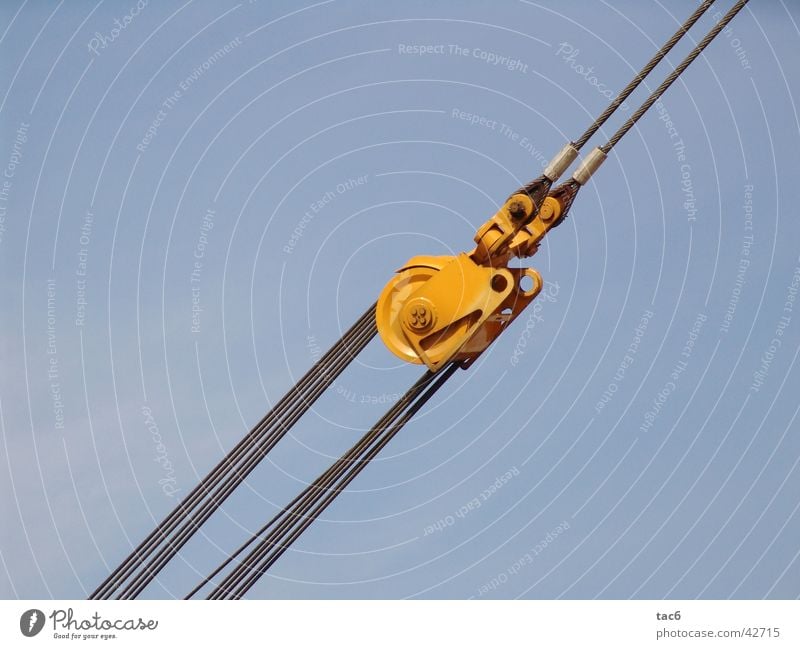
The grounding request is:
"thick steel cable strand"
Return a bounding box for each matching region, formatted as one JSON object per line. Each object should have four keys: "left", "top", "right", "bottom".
{"left": 211, "top": 375, "right": 449, "bottom": 599}
{"left": 116, "top": 311, "right": 377, "bottom": 598}
{"left": 185, "top": 370, "right": 438, "bottom": 598}
{"left": 117, "top": 315, "right": 378, "bottom": 599}
{"left": 515, "top": 0, "right": 717, "bottom": 199}
{"left": 543, "top": 0, "right": 751, "bottom": 226}
{"left": 223, "top": 365, "right": 459, "bottom": 600}
{"left": 210, "top": 364, "right": 459, "bottom": 599}
{"left": 98, "top": 305, "right": 375, "bottom": 597}
{"left": 573, "top": 0, "right": 717, "bottom": 150}
{"left": 91, "top": 303, "right": 376, "bottom": 598}
{"left": 602, "top": 0, "right": 752, "bottom": 153}
{"left": 205, "top": 369, "right": 440, "bottom": 598}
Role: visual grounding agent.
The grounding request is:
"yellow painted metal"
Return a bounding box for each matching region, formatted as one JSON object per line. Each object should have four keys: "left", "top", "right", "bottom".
{"left": 377, "top": 258, "right": 443, "bottom": 365}
{"left": 376, "top": 193, "right": 562, "bottom": 371}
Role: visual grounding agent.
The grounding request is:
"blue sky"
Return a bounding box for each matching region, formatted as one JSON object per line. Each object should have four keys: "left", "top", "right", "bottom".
{"left": 1, "top": 0, "right": 799, "bottom": 599}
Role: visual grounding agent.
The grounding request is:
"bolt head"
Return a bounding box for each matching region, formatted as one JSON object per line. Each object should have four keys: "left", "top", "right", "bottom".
{"left": 403, "top": 299, "right": 436, "bottom": 332}
{"left": 508, "top": 199, "right": 528, "bottom": 220}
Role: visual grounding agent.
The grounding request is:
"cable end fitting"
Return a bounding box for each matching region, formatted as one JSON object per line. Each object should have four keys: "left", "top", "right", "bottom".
{"left": 572, "top": 147, "right": 607, "bottom": 185}
{"left": 544, "top": 143, "right": 579, "bottom": 182}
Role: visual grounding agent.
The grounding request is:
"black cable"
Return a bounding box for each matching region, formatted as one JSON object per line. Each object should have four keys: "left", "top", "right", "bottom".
{"left": 603, "top": 0, "right": 751, "bottom": 152}
{"left": 206, "top": 369, "right": 440, "bottom": 598}
{"left": 228, "top": 364, "right": 458, "bottom": 600}
{"left": 205, "top": 364, "right": 459, "bottom": 599}
{"left": 573, "top": 0, "right": 717, "bottom": 150}
{"left": 514, "top": 0, "right": 718, "bottom": 202}
{"left": 91, "top": 303, "right": 376, "bottom": 599}
{"left": 116, "top": 314, "right": 378, "bottom": 599}
{"left": 183, "top": 354, "right": 412, "bottom": 599}
{"left": 216, "top": 364, "right": 457, "bottom": 600}
{"left": 545, "top": 0, "right": 751, "bottom": 225}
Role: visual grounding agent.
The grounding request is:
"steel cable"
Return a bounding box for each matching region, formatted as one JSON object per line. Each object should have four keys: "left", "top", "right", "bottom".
{"left": 116, "top": 315, "right": 378, "bottom": 599}
{"left": 206, "top": 369, "right": 441, "bottom": 598}
{"left": 542, "top": 0, "right": 751, "bottom": 226}
{"left": 573, "top": 0, "right": 717, "bottom": 150}
{"left": 514, "top": 0, "right": 718, "bottom": 200}
{"left": 91, "top": 303, "right": 377, "bottom": 599}
{"left": 602, "top": 0, "right": 751, "bottom": 153}
{"left": 202, "top": 364, "right": 459, "bottom": 599}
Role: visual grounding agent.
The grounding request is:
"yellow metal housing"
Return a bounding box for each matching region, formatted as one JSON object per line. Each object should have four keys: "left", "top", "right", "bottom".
{"left": 376, "top": 194, "right": 562, "bottom": 371}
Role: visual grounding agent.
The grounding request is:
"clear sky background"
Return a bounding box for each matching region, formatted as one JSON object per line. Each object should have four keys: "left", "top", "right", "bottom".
{"left": 1, "top": 0, "right": 799, "bottom": 600}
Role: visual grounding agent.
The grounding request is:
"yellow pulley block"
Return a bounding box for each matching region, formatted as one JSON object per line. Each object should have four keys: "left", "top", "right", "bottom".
{"left": 376, "top": 254, "right": 543, "bottom": 371}
{"left": 376, "top": 193, "right": 563, "bottom": 372}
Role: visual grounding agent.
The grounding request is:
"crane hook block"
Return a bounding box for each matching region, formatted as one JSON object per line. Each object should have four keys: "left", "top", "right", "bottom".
{"left": 376, "top": 194, "right": 563, "bottom": 371}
